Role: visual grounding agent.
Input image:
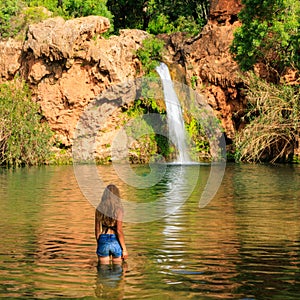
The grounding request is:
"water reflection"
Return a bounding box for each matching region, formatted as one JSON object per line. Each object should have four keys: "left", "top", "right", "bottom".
{"left": 155, "top": 165, "right": 241, "bottom": 299}
{"left": 0, "top": 164, "right": 300, "bottom": 299}
{"left": 0, "top": 166, "right": 96, "bottom": 298}
{"left": 230, "top": 164, "right": 300, "bottom": 299}
{"left": 95, "top": 262, "right": 128, "bottom": 299}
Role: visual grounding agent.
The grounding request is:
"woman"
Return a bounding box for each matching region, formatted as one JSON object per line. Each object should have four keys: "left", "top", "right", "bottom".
{"left": 95, "top": 184, "right": 128, "bottom": 264}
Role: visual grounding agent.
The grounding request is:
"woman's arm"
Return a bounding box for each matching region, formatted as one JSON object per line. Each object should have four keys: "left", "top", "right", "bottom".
{"left": 116, "top": 210, "right": 128, "bottom": 260}
{"left": 95, "top": 210, "right": 101, "bottom": 240}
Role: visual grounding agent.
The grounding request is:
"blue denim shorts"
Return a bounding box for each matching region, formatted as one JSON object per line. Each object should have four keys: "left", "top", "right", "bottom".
{"left": 96, "top": 234, "right": 122, "bottom": 258}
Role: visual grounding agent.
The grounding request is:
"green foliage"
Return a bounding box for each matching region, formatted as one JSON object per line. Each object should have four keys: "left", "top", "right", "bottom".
{"left": 16, "top": 6, "right": 52, "bottom": 40}
{"left": 148, "top": 0, "right": 208, "bottom": 35}
{"left": 124, "top": 97, "right": 170, "bottom": 163}
{"left": 185, "top": 117, "right": 210, "bottom": 161}
{"left": 48, "top": 148, "right": 73, "bottom": 165}
{"left": 0, "top": 1, "right": 53, "bottom": 40}
{"left": 63, "top": 0, "right": 114, "bottom": 34}
{"left": 126, "top": 96, "right": 165, "bottom": 117}
{"left": 0, "top": 0, "right": 24, "bottom": 38}
{"left": 173, "top": 15, "right": 203, "bottom": 36}
{"left": 234, "top": 73, "right": 300, "bottom": 163}
{"left": 0, "top": 0, "right": 114, "bottom": 39}
{"left": 108, "top": 0, "right": 209, "bottom": 35}
{"left": 25, "top": 0, "right": 60, "bottom": 12}
{"left": 22, "top": 6, "right": 52, "bottom": 23}
{"left": 153, "top": 0, "right": 209, "bottom": 23}
{"left": 147, "top": 14, "right": 202, "bottom": 36}
{"left": 231, "top": 0, "right": 300, "bottom": 73}
{"left": 147, "top": 13, "right": 175, "bottom": 35}
{"left": 63, "top": 0, "right": 113, "bottom": 20}
{"left": 190, "top": 75, "right": 198, "bottom": 90}
{"left": 1, "top": 0, "right": 209, "bottom": 39}
{"left": 107, "top": 0, "right": 146, "bottom": 31}
{"left": 0, "top": 79, "right": 53, "bottom": 167}
{"left": 136, "top": 36, "right": 165, "bottom": 76}
{"left": 25, "top": 0, "right": 113, "bottom": 20}
{"left": 125, "top": 116, "right": 158, "bottom": 163}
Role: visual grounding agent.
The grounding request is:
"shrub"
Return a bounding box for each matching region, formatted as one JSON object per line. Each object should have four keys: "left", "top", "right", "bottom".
{"left": 234, "top": 73, "right": 300, "bottom": 163}
{"left": 0, "top": 1, "right": 52, "bottom": 40}
{"left": 136, "top": 36, "right": 165, "bottom": 76}
{"left": 173, "top": 15, "right": 203, "bottom": 36}
{"left": 185, "top": 117, "right": 211, "bottom": 161}
{"left": 124, "top": 97, "right": 169, "bottom": 162}
{"left": 0, "top": 79, "right": 53, "bottom": 167}
{"left": 0, "top": 0, "right": 24, "bottom": 39}
{"left": 63, "top": 0, "right": 114, "bottom": 32}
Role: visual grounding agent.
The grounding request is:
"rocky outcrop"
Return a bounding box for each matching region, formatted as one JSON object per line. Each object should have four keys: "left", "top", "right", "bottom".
{"left": 185, "top": 20, "right": 244, "bottom": 141}
{"left": 0, "top": 16, "right": 148, "bottom": 147}
{"left": 0, "top": 39, "right": 23, "bottom": 81}
{"left": 6, "top": 0, "right": 297, "bottom": 160}
{"left": 209, "top": 0, "right": 243, "bottom": 24}
{"left": 0, "top": 1, "right": 247, "bottom": 152}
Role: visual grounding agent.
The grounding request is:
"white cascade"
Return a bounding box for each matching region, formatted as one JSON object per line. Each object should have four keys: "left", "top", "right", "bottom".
{"left": 155, "top": 62, "right": 191, "bottom": 163}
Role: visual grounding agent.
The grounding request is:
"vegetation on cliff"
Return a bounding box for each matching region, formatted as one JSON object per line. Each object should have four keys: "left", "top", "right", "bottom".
{"left": 135, "top": 37, "right": 212, "bottom": 162}
{"left": 231, "top": 0, "right": 299, "bottom": 76}
{"left": 0, "top": 79, "right": 53, "bottom": 167}
{"left": 235, "top": 73, "right": 299, "bottom": 163}
{"left": 124, "top": 97, "right": 169, "bottom": 163}
{"left": 231, "top": 0, "right": 299, "bottom": 163}
{"left": 136, "top": 36, "right": 166, "bottom": 76}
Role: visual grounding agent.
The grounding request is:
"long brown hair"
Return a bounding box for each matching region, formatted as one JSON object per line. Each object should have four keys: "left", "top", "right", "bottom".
{"left": 96, "top": 184, "right": 123, "bottom": 226}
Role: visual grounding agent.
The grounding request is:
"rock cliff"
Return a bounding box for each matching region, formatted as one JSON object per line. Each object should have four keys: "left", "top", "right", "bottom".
{"left": 0, "top": 0, "right": 256, "bottom": 158}
{"left": 0, "top": 15, "right": 148, "bottom": 148}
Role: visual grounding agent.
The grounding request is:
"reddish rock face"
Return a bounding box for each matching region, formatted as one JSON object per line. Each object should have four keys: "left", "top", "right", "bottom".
{"left": 0, "top": 39, "right": 22, "bottom": 81}
{"left": 159, "top": 0, "right": 245, "bottom": 142}
{"left": 0, "top": 1, "right": 245, "bottom": 148}
{"left": 183, "top": 20, "right": 245, "bottom": 141}
{"left": 0, "top": 0, "right": 297, "bottom": 157}
{"left": 0, "top": 1, "right": 245, "bottom": 151}
{"left": 0, "top": 2, "right": 245, "bottom": 150}
{"left": 210, "top": 0, "right": 243, "bottom": 24}
{"left": 0, "top": 16, "right": 148, "bottom": 146}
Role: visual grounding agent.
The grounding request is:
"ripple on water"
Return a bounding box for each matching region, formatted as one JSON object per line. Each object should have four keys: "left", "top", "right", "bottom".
{"left": 0, "top": 164, "right": 300, "bottom": 299}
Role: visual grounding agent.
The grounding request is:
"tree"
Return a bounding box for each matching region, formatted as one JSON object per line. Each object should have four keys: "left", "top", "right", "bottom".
{"left": 153, "top": 0, "right": 209, "bottom": 24}
{"left": 64, "top": 0, "right": 113, "bottom": 20}
{"left": 107, "top": 0, "right": 147, "bottom": 31}
{"left": 107, "top": 0, "right": 209, "bottom": 34}
{"left": 230, "top": 0, "right": 300, "bottom": 76}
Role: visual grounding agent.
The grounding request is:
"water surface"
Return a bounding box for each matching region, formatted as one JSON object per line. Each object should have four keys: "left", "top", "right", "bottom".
{"left": 0, "top": 164, "right": 299, "bottom": 299}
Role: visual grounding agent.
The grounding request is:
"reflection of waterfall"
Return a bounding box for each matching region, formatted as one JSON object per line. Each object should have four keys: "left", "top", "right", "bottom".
{"left": 155, "top": 62, "right": 191, "bottom": 163}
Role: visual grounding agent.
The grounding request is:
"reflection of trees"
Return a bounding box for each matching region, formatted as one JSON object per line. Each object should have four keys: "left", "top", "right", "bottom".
{"left": 232, "top": 164, "right": 300, "bottom": 298}
{"left": 4, "top": 164, "right": 298, "bottom": 298}
{"left": 0, "top": 166, "right": 96, "bottom": 298}
{"left": 235, "top": 245, "right": 300, "bottom": 299}
{"left": 233, "top": 164, "right": 300, "bottom": 242}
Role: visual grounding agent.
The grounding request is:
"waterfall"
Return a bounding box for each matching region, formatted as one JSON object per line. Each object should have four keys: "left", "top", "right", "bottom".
{"left": 155, "top": 62, "right": 191, "bottom": 163}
